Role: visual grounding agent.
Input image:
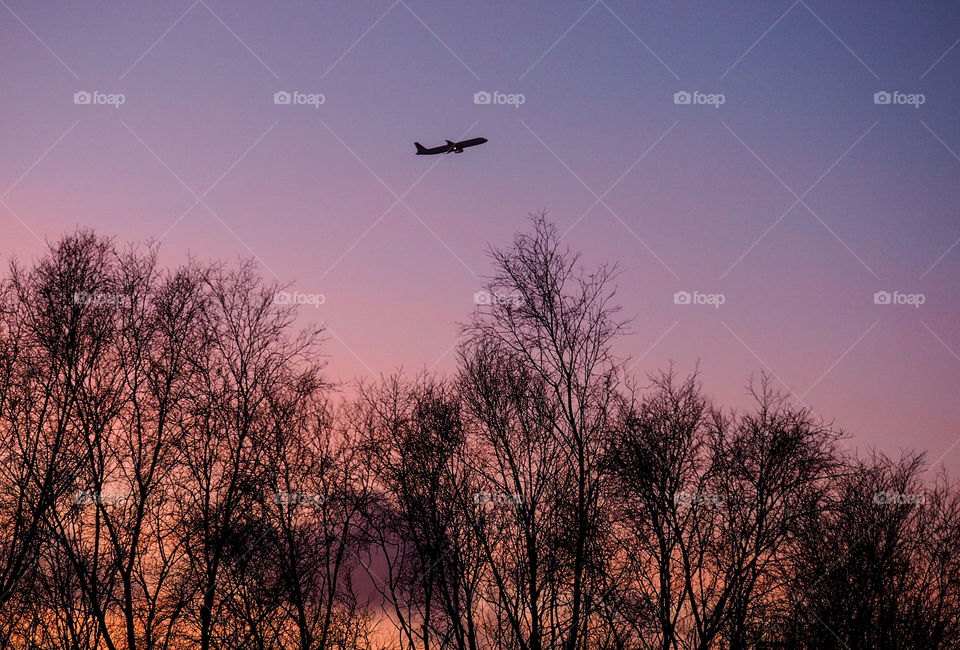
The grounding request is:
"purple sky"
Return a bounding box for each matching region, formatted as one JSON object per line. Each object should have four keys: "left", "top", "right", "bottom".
{"left": 1, "top": 0, "right": 959, "bottom": 470}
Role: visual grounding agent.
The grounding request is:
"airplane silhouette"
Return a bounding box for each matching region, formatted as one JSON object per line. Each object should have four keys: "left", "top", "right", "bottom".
{"left": 415, "top": 137, "right": 488, "bottom": 155}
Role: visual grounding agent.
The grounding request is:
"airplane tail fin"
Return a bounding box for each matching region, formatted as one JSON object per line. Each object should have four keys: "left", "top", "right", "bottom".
{"left": 415, "top": 142, "right": 427, "bottom": 154}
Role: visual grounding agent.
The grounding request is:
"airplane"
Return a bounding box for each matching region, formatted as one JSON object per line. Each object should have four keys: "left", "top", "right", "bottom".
{"left": 415, "top": 137, "right": 488, "bottom": 155}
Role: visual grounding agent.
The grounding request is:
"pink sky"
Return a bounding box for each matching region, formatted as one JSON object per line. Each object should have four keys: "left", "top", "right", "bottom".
{"left": 1, "top": 0, "right": 959, "bottom": 470}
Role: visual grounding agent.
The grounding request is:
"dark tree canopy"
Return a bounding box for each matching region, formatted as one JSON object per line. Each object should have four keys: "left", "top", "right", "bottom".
{"left": 0, "top": 221, "right": 956, "bottom": 650}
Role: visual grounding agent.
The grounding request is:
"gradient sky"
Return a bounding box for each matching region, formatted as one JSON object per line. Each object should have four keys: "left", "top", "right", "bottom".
{"left": 1, "top": 0, "right": 959, "bottom": 470}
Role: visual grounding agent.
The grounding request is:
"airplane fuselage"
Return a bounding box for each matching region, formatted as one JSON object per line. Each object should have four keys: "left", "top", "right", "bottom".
{"left": 415, "top": 137, "right": 488, "bottom": 155}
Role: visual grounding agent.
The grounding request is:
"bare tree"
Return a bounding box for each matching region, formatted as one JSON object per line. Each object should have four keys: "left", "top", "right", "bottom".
{"left": 352, "top": 373, "right": 483, "bottom": 650}
{"left": 459, "top": 213, "right": 625, "bottom": 650}
{"left": 0, "top": 232, "right": 116, "bottom": 648}
{"left": 259, "top": 382, "right": 374, "bottom": 650}
{"left": 0, "top": 223, "right": 957, "bottom": 650}
{"left": 787, "top": 451, "right": 960, "bottom": 649}
{"left": 707, "top": 377, "right": 841, "bottom": 649}
{"left": 609, "top": 368, "right": 714, "bottom": 650}
{"left": 175, "top": 261, "right": 323, "bottom": 650}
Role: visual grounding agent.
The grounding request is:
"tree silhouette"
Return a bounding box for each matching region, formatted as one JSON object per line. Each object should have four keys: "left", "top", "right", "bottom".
{"left": 0, "top": 221, "right": 955, "bottom": 649}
